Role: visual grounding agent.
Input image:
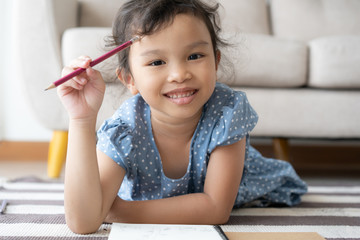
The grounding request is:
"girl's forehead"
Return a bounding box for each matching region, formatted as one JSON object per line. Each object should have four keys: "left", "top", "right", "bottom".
{"left": 134, "top": 11, "right": 207, "bottom": 34}
{"left": 127, "top": 14, "right": 215, "bottom": 59}
{"left": 140, "top": 14, "right": 210, "bottom": 40}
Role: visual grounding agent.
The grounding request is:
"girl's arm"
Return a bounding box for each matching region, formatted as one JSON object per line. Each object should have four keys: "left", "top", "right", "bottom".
{"left": 105, "top": 138, "right": 246, "bottom": 224}
{"left": 64, "top": 123, "right": 125, "bottom": 233}
{"left": 58, "top": 57, "right": 126, "bottom": 234}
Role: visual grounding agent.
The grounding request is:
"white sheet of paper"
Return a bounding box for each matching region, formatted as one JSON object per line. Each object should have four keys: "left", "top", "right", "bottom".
{"left": 108, "top": 223, "right": 225, "bottom": 240}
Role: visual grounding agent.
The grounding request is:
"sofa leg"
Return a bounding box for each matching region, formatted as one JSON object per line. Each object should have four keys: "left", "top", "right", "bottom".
{"left": 272, "top": 138, "right": 290, "bottom": 161}
{"left": 47, "top": 130, "right": 68, "bottom": 178}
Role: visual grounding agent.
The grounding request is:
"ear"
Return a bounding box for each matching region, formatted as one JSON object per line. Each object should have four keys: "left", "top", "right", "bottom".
{"left": 116, "top": 68, "right": 139, "bottom": 95}
{"left": 215, "top": 50, "right": 221, "bottom": 71}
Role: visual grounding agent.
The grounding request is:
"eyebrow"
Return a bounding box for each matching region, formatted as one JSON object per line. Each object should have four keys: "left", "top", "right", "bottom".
{"left": 140, "top": 40, "right": 210, "bottom": 57}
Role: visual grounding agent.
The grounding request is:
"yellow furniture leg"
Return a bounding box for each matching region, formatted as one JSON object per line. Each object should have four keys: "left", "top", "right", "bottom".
{"left": 47, "top": 130, "right": 68, "bottom": 178}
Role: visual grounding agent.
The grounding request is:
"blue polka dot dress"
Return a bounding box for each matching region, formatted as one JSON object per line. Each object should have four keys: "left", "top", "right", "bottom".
{"left": 97, "top": 83, "right": 307, "bottom": 207}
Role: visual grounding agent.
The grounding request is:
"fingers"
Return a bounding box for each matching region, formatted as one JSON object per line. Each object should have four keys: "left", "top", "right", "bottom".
{"left": 69, "top": 55, "right": 92, "bottom": 69}
{"left": 85, "top": 65, "right": 102, "bottom": 82}
{"left": 60, "top": 56, "right": 93, "bottom": 89}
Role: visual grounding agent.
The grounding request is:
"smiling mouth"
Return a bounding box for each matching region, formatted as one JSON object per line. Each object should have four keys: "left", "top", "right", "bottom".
{"left": 164, "top": 89, "right": 198, "bottom": 99}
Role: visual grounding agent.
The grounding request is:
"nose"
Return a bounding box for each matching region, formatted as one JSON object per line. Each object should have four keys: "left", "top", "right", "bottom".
{"left": 167, "top": 62, "right": 192, "bottom": 83}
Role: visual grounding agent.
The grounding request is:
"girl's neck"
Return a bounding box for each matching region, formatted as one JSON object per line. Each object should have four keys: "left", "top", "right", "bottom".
{"left": 150, "top": 110, "right": 202, "bottom": 141}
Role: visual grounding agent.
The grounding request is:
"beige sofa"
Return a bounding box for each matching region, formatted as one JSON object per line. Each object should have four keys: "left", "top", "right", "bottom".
{"left": 13, "top": 0, "right": 360, "bottom": 177}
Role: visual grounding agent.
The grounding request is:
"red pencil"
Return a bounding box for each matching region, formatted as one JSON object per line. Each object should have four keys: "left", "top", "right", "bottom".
{"left": 45, "top": 36, "right": 140, "bottom": 91}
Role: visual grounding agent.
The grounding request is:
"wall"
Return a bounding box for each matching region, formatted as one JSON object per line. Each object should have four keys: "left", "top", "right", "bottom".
{"left": 0, "top": 0, "right": 52, "bottom": 141}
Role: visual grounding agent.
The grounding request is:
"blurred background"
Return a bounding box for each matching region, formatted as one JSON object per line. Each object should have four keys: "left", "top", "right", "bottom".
{"left": 0, "top": 0, "right": 52, "bottom": 142}
{"left": 1, "top": 0, "right": 359, "bottom": 180}
{"left": 0, "top": 0, "right": 51, "bottom": 179}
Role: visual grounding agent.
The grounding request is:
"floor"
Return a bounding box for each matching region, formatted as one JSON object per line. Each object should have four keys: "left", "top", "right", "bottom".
{"left": 0, "top": 160, "right": 64, "bottom": 181}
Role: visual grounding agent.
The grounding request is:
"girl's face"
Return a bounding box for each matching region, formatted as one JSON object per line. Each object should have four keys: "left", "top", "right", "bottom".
{"left": 123, "top": 13, "right": 219, "bottom": 124}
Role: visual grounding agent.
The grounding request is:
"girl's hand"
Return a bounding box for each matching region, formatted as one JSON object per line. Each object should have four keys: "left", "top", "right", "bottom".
{"left": 57, "top": 56, "right": 106, "bottom": 122}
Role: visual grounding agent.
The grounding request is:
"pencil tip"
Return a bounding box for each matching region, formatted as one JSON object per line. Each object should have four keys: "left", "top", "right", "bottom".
{"left": 44, "top": 84, "right": 55, "bottom": 91}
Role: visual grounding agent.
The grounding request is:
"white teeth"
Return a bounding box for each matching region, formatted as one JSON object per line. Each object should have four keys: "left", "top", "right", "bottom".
{"left": 167, "top": 91, "right": 195, "bottom": 99}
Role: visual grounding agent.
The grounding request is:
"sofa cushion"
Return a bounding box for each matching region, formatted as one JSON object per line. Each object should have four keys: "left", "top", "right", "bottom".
{"left": 218, "top": 34, "right": 307, "bottom": 88}
{"left": 239, "top": 87, "right": 360, "bottom": 138}
{"left": 220, "top": 0, "right": 270, "bottom": 34}
{"left": 270, "top": 0, "right": 360, "bottom": 41}
{"left": 309, "top": 36, "right": 360, "bottom": 89}
{"left": 62, "top": 27, "right": 119, "bottom": 83}
{"left": 78, "top": 0, "right": 127, "bottom": 27}
{"left": 98, "top": 82, "right": 132, "bottom": 129}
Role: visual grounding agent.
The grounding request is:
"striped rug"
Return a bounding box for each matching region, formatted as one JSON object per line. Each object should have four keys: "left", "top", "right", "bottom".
{"left": 0, "top": 177, "right": 359, "bottom": 240}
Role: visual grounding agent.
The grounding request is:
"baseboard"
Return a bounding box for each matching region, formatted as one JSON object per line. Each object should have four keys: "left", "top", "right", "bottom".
{"left": 0, "top": 141, "right": 49, "bottom": 161}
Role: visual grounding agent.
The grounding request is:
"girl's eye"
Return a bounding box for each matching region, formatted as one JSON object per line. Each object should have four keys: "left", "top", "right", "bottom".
{"left": 149, "top": 60, "right": 165, "bottom": 66}
{"left": 188, "top": 54, "right": 203, "bottom": 60}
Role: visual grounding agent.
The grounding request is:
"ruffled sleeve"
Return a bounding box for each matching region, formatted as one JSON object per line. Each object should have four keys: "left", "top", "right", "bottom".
{"left": 96, "top": 95, "right": 146, "bottom": 172}
{"left": 206, "top": 83, "right": 258, "bottom": 153}
{"left": 96, "top": 113, "right": 134, "bottom": 172}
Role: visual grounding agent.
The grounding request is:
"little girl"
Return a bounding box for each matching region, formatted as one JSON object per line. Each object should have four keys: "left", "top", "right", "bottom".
{"left": 58, "top": 0, "right": 307, "bottom": 234}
